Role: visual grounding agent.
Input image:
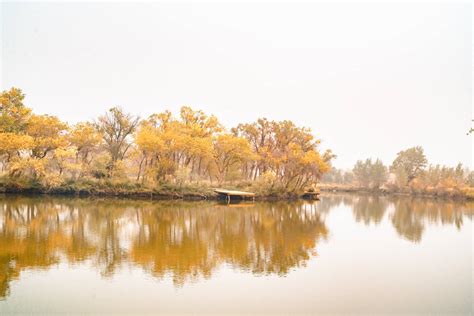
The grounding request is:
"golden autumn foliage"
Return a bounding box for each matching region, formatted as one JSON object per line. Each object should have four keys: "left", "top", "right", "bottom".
{"left": 27, "top": 114, "right": 68, "bottom": 159}
{"left": 0, "top": 87, "right": 31, "bottom": 133}
{"left": 1, "top": 87, "right": 472, "bottom": 198}
{"left": 212, "top": 134, "right": 255, "bottom": 184}
{"left": 68, "top": 122, "right": 102, "bottom": 162}
{"left": 0, "top": 87, "right": 333, "bottom": 194}
{"left": 0, "top": 133, "right": 34, "bottom": 160}
{"left": 8, "top": 157, "right": 47, "bottom": 179}
{"left": 233, "top": 119, "right": 334, "bottom": 192}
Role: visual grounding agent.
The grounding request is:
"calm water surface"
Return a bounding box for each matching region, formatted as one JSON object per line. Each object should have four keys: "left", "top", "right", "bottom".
{"left": 0, "top": 194, "right": 471, "bottom": 315}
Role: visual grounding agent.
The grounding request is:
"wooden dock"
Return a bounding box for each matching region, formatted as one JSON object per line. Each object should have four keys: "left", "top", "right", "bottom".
{"left": 301, "top": 191, "right": 320, "bottom": 200}
{"left": 214, "top": 189, "right": 256, "bottom": 202}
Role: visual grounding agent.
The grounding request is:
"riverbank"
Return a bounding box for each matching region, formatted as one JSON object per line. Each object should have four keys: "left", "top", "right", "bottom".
{"left": 318, "top": 183, "right": 474, "bottom": 200}
{"left": 0, "top": 179, "right": 211, "bottom": 201}
{"left": 0, "top": 177, "right": 305, "bottom": 201}
{"left": 2, "top": 180, "right": 473, "bottom": 202}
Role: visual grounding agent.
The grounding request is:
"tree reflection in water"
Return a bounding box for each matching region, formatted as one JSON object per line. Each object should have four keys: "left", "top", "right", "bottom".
{"left": 0, "top": 197, "right": 328, "bottom": 297}
{"left": 319, "top": 194, "right": 471, "bottom": 242}
{"left": 0, "top": 194, "right": 471, "bottom": 298}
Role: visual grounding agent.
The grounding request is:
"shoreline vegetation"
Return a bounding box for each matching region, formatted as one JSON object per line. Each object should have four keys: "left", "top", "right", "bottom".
{"left": 1, "top": 87, "right": 473, "bottom": 201}
{"left": 319, "top": 149, "right": 474, "bottom": 201}
{"left": 0, "top": 180, "right": 471, "bottom": 201}
{"left": 1, "top": 87, "right": 333, "bottom": 200}
{"left": 318, "top": 184, "right": 473, "bottom": 201}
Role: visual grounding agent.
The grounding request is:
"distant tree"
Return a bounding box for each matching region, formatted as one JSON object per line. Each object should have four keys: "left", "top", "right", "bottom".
{"left": 392, "top": 165, "right": 409, "bottom": 188}
{"left": 467, "top": 171, "right": 474, "bottom": 187}
{"left": 353, "top": 159, "right": 371, "bottom": 187}
{"left": 321, "top": 167, "right": 343, "bottom": 183}
{"left": 343, "top": 170, "right": 354, "bottom": 183}
{"left": 390, "top": 146, "right": 427, "bottom": 184}
{"left": 454, "top": 163, "right": 465, "bottom": 185}
{"left": 370, "top": 159, "right": 388, "bottom": 189}
{"left": 421, "top": 163, "right": 468, "bottom": 188}
{"left": 95, "top": 107, "right": 140, "bottom": 175}
{"left": 422, "top": 164, "right": 441, "bottom": 186}
{"left": 353, "top": 158, "right": 387, "bottom": 189}
{"left": 334, "top": 170, "right": 343, "bottom": 183}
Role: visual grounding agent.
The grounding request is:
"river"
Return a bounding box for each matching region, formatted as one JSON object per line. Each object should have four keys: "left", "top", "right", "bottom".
{"left": 0, "top": 194, "right": 471, "bottom": 314}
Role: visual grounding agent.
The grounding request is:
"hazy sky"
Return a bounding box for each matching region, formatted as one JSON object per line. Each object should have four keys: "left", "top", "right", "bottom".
{"left": 1, "top": 2, "right": 472, "bottom": 169}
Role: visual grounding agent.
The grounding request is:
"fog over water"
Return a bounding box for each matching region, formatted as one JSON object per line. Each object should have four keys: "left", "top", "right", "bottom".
{"left": 1, "top": 2, "right": 472, "bottom": 168}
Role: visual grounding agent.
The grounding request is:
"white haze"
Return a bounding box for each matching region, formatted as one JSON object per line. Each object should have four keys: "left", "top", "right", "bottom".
{"left": 1, "top": 2, "right": 472, "bottom": 169}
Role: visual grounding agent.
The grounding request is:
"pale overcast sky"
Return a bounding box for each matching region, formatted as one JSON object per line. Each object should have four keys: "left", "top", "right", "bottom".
{"left": 1, "top": 2, "right": 472, "bottom": 169}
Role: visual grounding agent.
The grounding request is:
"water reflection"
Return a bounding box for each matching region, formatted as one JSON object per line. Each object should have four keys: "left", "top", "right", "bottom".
{"left": 0, "top": 197, "right": 328, "bottom": 297}
{"left": 316, "top": 194, "right": 471, "bottom": 242}
{"left": 352, "top": 196, "right": 388, "bottom": 225}
{"left": 0, "top": 194, "right": 471, "bottom": 298}
{"left": 388, "top": 197, "right": 470, "bottom": 242}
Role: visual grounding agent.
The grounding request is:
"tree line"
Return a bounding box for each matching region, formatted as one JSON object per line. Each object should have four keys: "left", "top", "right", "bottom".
{"left": 322, "top": 146, "right": 473, "bottom": 197}
{"left": 0, "top": 87, "right": 334, "bottom": 194}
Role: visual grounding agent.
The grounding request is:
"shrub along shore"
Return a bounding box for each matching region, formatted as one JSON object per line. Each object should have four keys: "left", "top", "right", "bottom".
{"left": 318, "top": 184, "right": 474, "bottom": 200}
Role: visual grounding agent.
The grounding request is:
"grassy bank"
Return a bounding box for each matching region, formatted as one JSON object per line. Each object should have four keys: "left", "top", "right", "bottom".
{"left": 0, "top": 177, "right": 216, "bottom": 200}
{"left": 2, "top": 176, "right": 473, "bottom": 201}
{"left": 0, "top": 176, "right": 306, "bottom": 201}
{"left": 318, "top": 183, "right": 474, "bottom": 200}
